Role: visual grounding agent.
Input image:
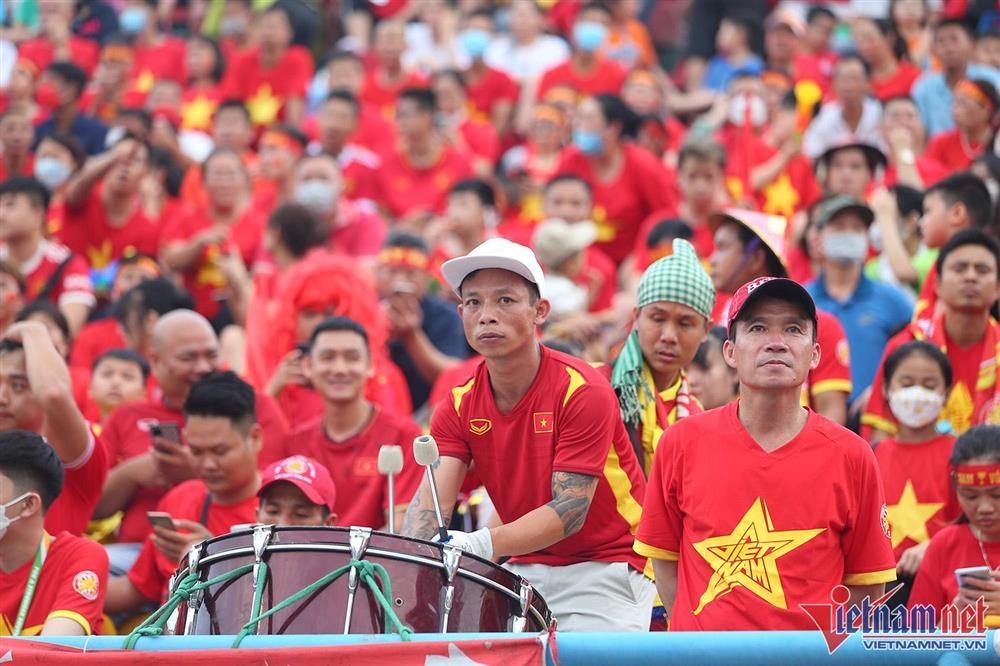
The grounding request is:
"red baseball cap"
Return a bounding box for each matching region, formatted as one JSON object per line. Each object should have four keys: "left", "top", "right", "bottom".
{"left": 727, "top": 276, "right": 817, "bottom": 337}
{"left": 259, "top": 456, "right": 337, "bottom": 513}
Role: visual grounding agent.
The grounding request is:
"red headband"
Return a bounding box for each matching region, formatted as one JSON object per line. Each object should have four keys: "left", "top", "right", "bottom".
{"left": 260, "top": 130, "right": 304, "bottom": 157}
{"left": 956, "top": 80, "right": 997, "bottom": 115}
{"left": 379, "top": 247, "right": 428, "bottom": 271}
{"left": 954, "top": 464, "right": 1000, "bottom": 487}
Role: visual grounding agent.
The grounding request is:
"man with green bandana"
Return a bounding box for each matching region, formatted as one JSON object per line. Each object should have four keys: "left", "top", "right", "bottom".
{"left": 609, "top": 238, "right": 716, "bottom": 476}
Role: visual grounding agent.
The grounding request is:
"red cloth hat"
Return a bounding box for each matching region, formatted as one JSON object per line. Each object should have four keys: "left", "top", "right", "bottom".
{"left": 727, "top": 276, "right": 817, "bottom": 337}
{"left": 259, "top": 455, "right": 337, "bottom": 513}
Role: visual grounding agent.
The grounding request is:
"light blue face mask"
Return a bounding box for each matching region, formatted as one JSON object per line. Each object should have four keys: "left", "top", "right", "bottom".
{"left": 33, "top": 158, "right": 72, "bottom": 190}
{"left": 573, "top": 129, "right": 604, "bottom": 156}
{"left": 573, "top": 21, "right": 607, "bottom": 53}
{"left": 119, "top": 6, "right": 148, "bottom": 35}
{"left": 460, "top": 29, "right": 490, "bottom": 60}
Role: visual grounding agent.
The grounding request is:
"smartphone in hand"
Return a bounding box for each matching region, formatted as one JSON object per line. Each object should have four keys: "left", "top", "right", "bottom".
{"left": 147, "top": 511, "right": 177, "bottom": 531}
{"left": 955, "top": 565, "right": 993, "bottom": 588}
{"left": 150, "top": 422, "right": 182, "bottom": 446}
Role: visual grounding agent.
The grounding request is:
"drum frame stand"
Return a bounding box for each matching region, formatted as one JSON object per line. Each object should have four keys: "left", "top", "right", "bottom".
{"left": 512, "top": 578, "right": 534, "bottom": 633}
{"left": 248, "top": 525, "right": 275, "bottom": 635}
{"left": 438, "top": 544, "right": 463, "bottom": 633}
{"left": 343, "top": 526, "right": 372, "bottom": 633}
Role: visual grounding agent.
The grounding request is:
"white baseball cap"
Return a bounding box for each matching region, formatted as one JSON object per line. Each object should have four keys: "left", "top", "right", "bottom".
{"left": 441, "top": 238, "right": 545, "bottom": 295}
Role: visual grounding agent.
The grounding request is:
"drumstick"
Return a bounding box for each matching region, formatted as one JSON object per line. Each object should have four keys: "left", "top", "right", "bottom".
{"left": 413, "top": 435, "right": 449, "bottom": 542}
{"left": 378, "top": 445, "right": 404, "bottom": 534}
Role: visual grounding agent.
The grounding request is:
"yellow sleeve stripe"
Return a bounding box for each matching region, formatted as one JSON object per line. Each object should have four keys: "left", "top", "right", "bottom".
{"left": 861, "top": 413, "right": 898, "bottom": 434}
{"left": 811, "top": 379, "right": 852, "bottom": 397}
{"left": 603, "top": 444, "right": 642, "bottom": 534}
{"left": 451, "top": 378, "right": 475, "bottom": 415}
{"left": 46, "top": 610, "right": 92, "bottom": 635}
{"left": 562, "top": 367, "right": 587, "bottom": 407}
{"left": 634, "top": 540, "right": 680, "bottom": 560}
{"left": 843, "top": 568, "right": 898, "bottom": 586}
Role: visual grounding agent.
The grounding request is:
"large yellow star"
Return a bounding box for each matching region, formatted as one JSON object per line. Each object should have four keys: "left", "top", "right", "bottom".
{"left": 182, "top": 94, "right": 218, "bottom": 131}
{"left": 692, "top": 497, "right": 824, "bottom": 614}
{"left": 762, "top": 171, "right": 800, "bottom": 220}
{"left": 135, "top": 68, "right": 155, "bottom": 94}
{"left": 246, "top": 83, "right": 282, "bottom": 126}
{"left": 886, "top": 480, "right": 943, "bottom": 548}
{"left": 942, "top": 382, "right": 974, "bottom": 434}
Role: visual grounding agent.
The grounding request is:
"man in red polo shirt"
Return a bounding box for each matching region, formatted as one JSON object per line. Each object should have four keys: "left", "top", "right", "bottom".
{"left": 94, "top": 310, "right": 287, "bottom": 575}
{"left": 0, "top": 431, "right": 108, "bottom": 637}
{"left": 375, "top": 88, "right": 472, "bottom": 222}
{"left": 537, "top": 3, "right": 627, "bottom": 99}
{"left": 0, "top": 321, "right": 107, "bottom": 538}
{"left": 265, "top": 316, "right": 424, "bottom": 529}
{"left": 403, "top": 238, "right": 653, "bottom": 631}
{"left": 359, "top": 19, "right": 427, "bottom": 118}
{"left": 636, "top": 277, "right": 895, "bottom": 630}
{"left": 311, "top": 90, "right": 381, "bottom": 204}
{"left": 105, "top": 372, "right": 262, "bottom": 611}
{"left": 61, "top": 136, "right": 161, "bottom": 269}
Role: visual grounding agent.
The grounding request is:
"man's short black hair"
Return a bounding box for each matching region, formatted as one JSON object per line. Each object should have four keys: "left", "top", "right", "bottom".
{"left": 835, "top": 52, "right": 872, "bottom": 78}
{"left": 267, "top": 203, "right": 328, "bottom": 258}
{"left": 934, "top": 18, "right": 975, "bottom": 37}
{"left": 398, "top": 87, "right": 437, "bottom": 113}
{"left": 324, "top": 89, "right": 360, "bottom": 115}
{"left": 92, "top": 348, "right": 150, "bottom": 381}
{"left": 0, "top": 430, "right": 63, "bottom": 510}
{"left": 118, "top": 107, "right": 153, "bottom": 134}
{"left": 383, "top": 230, "right": 429, "bottom": 253}
{"left": 214, "top": 99, "right": 252, "bottom": 124}
{"left": 544, "top": 173, "right": 592, "bottom": 197}
{"left": 432, "top": 68, "right": 466, "bottom": 90}
{"left": 0, "top": 176, "right": 50, "bottom": 211}
{"left": 450, "top": 178, "right": 495, "bottom": 208}
{"left": 926, "top": 172, "right": 994, "bottom": 229}
{"left": 326, "top": 49, "right": 363, "bottom": 66}
{"left": 935, "top": 228, "right": 1000, "bottom": 276}
{"left": 183, "top": 371, "right": 256, "bottom": 431}
{"left": 46, "top": 61, "right": 87, "bottom": 99}
{"left": 645, "top": 218, "right": 693, "bottom": 248}
{"left": 16, "top": 301, "right": 70, "bottom": 343}
{"left": 806, "top": 6, "right": 835, "bottom": 24}
{"left": 37, "top": 132, "right": 86, "bottom": 169}
{"left": 882, "top": 340, "right": 953, "bottom": 391}
{"left": 115, "top": 277, "right": 195, "bottom": 326}
{"left": 308, "top": 316, "right": 370, "bottom": 352}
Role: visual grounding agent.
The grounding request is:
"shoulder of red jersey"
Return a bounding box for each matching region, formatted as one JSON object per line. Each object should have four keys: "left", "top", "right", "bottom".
{"left": 370, "top": 404, "right": 421, "bottom": 435}
{"left": 807, "top": 410, "right": 875, "bottom": 454}
{"left": 290, "top": 414, "right": 325, "bottom": 436}
{"left": 51, "top": 530, "right": 110, "bottom": 564}
{"left": 159, "top": 479, "right": 209, "bottom": 508}
{"left": 340, "top": 143, "right": 382, "bottom": 169}
{"left": 42, "top": 239, "right": 74, "bottom": 263}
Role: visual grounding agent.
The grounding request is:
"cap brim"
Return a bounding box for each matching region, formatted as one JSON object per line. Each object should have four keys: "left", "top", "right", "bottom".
{"left": 729, "top": 279, "right": 817, "bottom": 334}
{"left": 259, "top": 476, "right": 330, "bottom": 511}
{"left": 820, "top": 203, "right": 875, "bottom": 228}
{"left": 816, "top": 144, "right": 888, "bottom": 171}
{"left": 441, "top": 254, "right": 540, "bottom": 295}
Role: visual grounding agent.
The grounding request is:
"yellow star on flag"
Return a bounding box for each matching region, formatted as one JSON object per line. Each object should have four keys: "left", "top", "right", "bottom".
{"left": 692, "top": 497, "right": 824, "bottom": 614}
{"left": 246, "top": 83, "right": 282, "bottom": 126}
{"left": 942, "top": 382, "right": 974, "bottom": 434}
{"left": 761, "top": 172, "right": 800, "bottom": 220}
{"left": 135, "top": 68, "right": 155, "bottom": 93}
{"left": 182, "top": 94, "right": 218, "bottom": 131}
{"left": 886, "top": 480, "right": 943, "bottom": 548}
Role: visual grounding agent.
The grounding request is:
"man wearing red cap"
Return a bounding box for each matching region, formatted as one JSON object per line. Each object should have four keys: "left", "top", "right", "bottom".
{"left": 257, "top": 456, "right": 338, "bottom": 527}
{"left": 635, "top": 276, "right": 896, "bottom": 630}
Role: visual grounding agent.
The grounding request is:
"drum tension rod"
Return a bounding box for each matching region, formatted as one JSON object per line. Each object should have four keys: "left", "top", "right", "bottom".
{"left": 439, "top": 545, "right": 463, "bottom": 633}
{"left": 512, "top": 578, "right": 534, "bottom": 633}
{"left": 344, "top": 527, "right": 373, "bottom": 634}
{"left": 248, "top": 525, "right": 275, "bottom": 635}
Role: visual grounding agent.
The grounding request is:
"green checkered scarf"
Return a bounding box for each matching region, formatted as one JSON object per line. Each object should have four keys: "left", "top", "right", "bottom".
{"left": 612, "top": 239, "right": 715, "bottom": 427}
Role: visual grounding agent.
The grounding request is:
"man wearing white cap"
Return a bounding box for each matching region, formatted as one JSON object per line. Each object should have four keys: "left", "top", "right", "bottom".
{"left": 402, "top": 238, "right": 654, "bottom": 631}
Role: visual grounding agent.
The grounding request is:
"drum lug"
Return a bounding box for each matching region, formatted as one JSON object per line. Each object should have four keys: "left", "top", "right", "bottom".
{"left": 344, "top": 527, "right": 373, "bottom": 634}
{"left": 187, "top": 541, "right": 203, "bottom": 577}
{"left": 249, "top": 524, "right": 274, "bottom": 634}
{"left": 512, "top": 578, "right": 534, "bottom": 632}
{"left": 439, "top": 544, "right": 463, "bottom": 633}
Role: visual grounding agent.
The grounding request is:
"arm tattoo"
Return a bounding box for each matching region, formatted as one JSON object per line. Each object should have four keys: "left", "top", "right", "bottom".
{"left": 401, "top": 483, "right": 454, "bottom": 540}
{"left": 546, "top": 471, "right": 598, "bottom": 537}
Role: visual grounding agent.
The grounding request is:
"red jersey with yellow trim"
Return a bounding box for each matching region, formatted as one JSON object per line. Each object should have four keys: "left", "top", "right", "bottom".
{"left": 220, "top": 46, "right": 314, "bottom": 127}
{"left": 874, "top": 435, "right": 959, "bottom": 560}
{"left": 1, "top": 239, "right": 95, "bottom": 310}
{"left": 557, "top": 143, "right": 675, "bottom": 263}
{"left": 431, "top": 346, "right": 648, "bottom": 570}
{"left": 0, "top": 532, "right": 108, "bottom": 636}
{"left": 634, "top": 403, "right": 896, "bottom": 630}
{"left": 272, "top": 407, "right": 424, "bottom": 528}
{"left": 44, "top": 425, "right": 109, "bottom": 537}
{"left": 59, "top": 184, "right": 162, "bottom": 269}
{"left": 374, "top": 145, "right": 473, "bottom": 220}
{"left": 127, "top": 480, "right": 257, "bottom": 603}
{"left": 909, "top": 523, "right": 1000, "bottom": 626}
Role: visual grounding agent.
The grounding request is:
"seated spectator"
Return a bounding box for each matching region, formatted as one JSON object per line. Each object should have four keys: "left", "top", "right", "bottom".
{"left": 317, "top": 51, "right": 395, "bottom": 156}
{"left": 431, "top": 69, "right": 500, "bottom": 175}
{"left": 867, "top": 185, "right": 934, "bottom": 295}
{"left": 815, "top": 140, "right": 886, "bottom": 200}
{"left": 359, "top": 19, "right": 427, "bottom": 118}
{"left": 796, "top": 6, "right": 838, "bottom": 93}
{"left": 0, "top": 108, "right": 35, "bottom": 180}
{"left": 537, "top": 2, "right": 628, "bottom": 99}
{"left": 979, "top": 29, "right": 1000, "bottom": 70}
{"left": 121, "top": 0, "right": 186, "bottom": 92}
{"left": 425, "top": 178, "right": 496, "bottom": 263}
{"left": 686, "top": 326, "right": 738, "bottom": 411}
{"left": 702, "top": 16, "right": 764, "bottom": 93}
{"left": 256, "top": 455, "right": 338, "bottom": 527}
{"left": 180, "top": 35, "right": 225, "bottom": 134}
{"left": 33, "top": 132, "right": 87, "bottom": 237}
{"left": 79, "top": 41, "right": 139, "bottom": 125}
{"left": 484, "top": 0, "right": 569, "bottom": 84}
{"left": 88, "top": 349, "right": 149, "bottom": 425}
{"left": 33, "top": 61, "right": 108, "bottom": 156}
{"left": 0, "top": 430, "right": 109, "bottom": 636}
{"left": 0, "top": 176, "right": 94, "bottom": 335}
{"left": 253, "top": 125, "right": 308, "bottom": 214}
{"left": 377, "top": 232, "right": 467, "bottom": 412}
{"left": 105, "top": 372, "right": 263, "bottom": 611}
{"left": 803, "top": 54, "right": 884, "bottom": 159}
{"left": 638, "top": 218, "right": 694, "bottom": 270}
{"left": 0, "top": 321, "right": 108, "bottom": 537}
{"left": 459, "top": 10, "right": 518, "bottom": 137}
{"left": 880, "top": 95, "right": 948, "bottom": 190}
{"left": 18, "top": 0, "right": 100, "bottom": 77}
{"left": 852, "top": 17, "right": 921, "bottom": 102}
{"left": 310, "top": 90, "right": 381, "bottom": 204}
{"left": 534, "top": 218, "right": 598, "bottom": 316}
{"left": 924, "top": 79, "right": 999, "bottom": 172}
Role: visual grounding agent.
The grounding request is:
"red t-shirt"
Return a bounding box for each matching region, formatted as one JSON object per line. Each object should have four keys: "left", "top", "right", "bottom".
{"left": 180, "top": 86, "right": 223, "bottom": 133}
{"left": 5, "top": 239, "right": 95, "bottom": 310}
{"left": 18, "top": 36, "right": 100, "bottom": 77}
{"left": 44, "top": 427, "right": 109, "bottom": 537}
{"left": 557, "top": 143, "right": 675, "bottom": 263}
{"left": 756, "top": 153, "right": 823, "bottom": 221}
{"left": 0, "top": 532, "right": 108, "bottom": 636}
{"left": 537, "top": 58, "right": 627, "bottom": 98}
{"left": 127, "top": 480, "right": 258, "bottom": 602}
{"left": 221, "top": 46, "right": 314, "bottom": 126}
{"left": 69, "top": 317, "right": 126, "bottom": 373}
{"left": 160, "top": 207, "right": 267, "bottom": 320}
{"left": 457, "top": 118, "right": 500, "bottom": 164}
{"left": 59, "top": 185, "right": 162, "bottom": 269}
{"left": 465, "top": 66, "right": 520, "bottom": 121}
{"left": 336, "top": 143, "right": 382, "bottom": 203}
{"left": 271, "top": 407, "right": 424, "bottom": 527}
{"left": 375, "top": 145, "right": 472, "bottom": 220}
{"left": 352, "top": 104, "right": 397, "bottom": 157}
{"left": 431, "top": 347, "right": 648, "bottom": 570}
{"left": 635, "top": 403, "right": 897, "bottom": 630}
{"left": 793, "top": 51, "right": 838, "bottom": 93}
{"left": 909, "top": 523, "right": 1000, "bottom": 619}
{"left": 358, "top": 69, "right": 428, "bottom": 117}
{"left": 870, "top": 61, "right": 921, "bottom": 101}
{"left": 804, "top": 310, "right": 853, "bottom": 405}
{"left": 924, "top": 130, "right": 985, "bottom": 173}
{"left": 329, "top": 198, "right": 388, "bottom": 258}
{"left": 102, "top": 394, "right": 288, "bottom": 543}
{"left": 874, "top": 434, "right": 959, "bottom": 560}
{"left": 573, "top": 245, "right": 616, "bottom": 312}
{"left": 132, "top": 37, "right": 187, "bottom": 88}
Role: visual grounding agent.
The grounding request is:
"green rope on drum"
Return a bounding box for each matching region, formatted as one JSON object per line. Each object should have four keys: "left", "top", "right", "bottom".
{"left": 123, "top": 563, "right": 256, "bottom": 650}
{"left": 230, "top": 558, "right": 413, "bottom": 648}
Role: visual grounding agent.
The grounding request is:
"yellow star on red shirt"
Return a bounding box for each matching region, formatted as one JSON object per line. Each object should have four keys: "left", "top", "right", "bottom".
{"left": 182, "top": 94, "right": 218, "bottom": 131}
{"left": 246, "top": 83, "right": 282, "bottom": 126}
{"left": 692, "top": 497, "right": 824, "bottom": 614}
{"left": 761, "top": 171, "right": 800, "bottom": 220}
{"left": 135, "top": 68, "right": 155, "bottom": 94}
{"left": 886, "top": 480, "right": 943, "bottom": 548}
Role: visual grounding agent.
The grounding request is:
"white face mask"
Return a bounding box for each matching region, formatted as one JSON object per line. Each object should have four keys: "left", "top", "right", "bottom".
{"left": 728, "top": 94, "right": 767, "bottom": 128}
{"left": 821, "top": 230, "right": 868, "bottom": 263}
{"left": 0, "top": 492, "right": 32, "bottom": 540}
{"left": 889, "top": 385, "right": 945, "bottom": 429}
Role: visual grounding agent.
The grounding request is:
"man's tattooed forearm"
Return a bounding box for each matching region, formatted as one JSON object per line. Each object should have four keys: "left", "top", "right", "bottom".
{"left": 401, "top": 488, "right": 453, "bottom": 539}
{"left": 547, "top": 471, "right": 597, "bottom": 537}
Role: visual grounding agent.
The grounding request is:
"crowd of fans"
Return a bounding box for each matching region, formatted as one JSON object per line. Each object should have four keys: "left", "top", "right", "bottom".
{"left": 3, "top": 0, "right": 1000, "bottom": 638}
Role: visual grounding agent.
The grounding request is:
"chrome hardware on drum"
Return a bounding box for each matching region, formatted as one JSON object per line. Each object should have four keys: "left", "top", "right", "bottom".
{"left": 168, "top": 525, "right": 551, "bottom": 635}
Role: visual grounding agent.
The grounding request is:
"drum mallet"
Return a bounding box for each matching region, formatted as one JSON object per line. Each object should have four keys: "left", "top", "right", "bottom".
{"left": 377, "top": 445, "right": 404, "bottom": 534}
{"left": 413, "top": 435, "right": 450, "bottom": 542}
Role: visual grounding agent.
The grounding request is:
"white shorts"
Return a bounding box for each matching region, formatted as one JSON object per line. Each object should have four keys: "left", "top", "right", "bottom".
{"left": 504, "top": 560, "right": 655, "bottom": 632}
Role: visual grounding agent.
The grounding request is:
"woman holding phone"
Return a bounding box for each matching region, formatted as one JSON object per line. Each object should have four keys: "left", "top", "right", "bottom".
{"left": 909, "top": 425, "right": 1000, "bottom": 626}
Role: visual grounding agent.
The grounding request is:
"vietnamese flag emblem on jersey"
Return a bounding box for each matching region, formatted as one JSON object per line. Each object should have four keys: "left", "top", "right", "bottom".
{"left": 533, "top": 412, "right": 554, "bottom": 433}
